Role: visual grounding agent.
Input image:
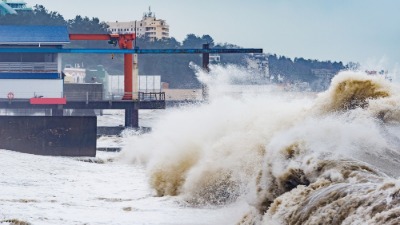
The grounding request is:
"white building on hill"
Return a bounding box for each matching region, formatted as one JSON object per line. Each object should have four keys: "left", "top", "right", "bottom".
{"left": 107, "top": 7, "right": 169, "bottom": 40}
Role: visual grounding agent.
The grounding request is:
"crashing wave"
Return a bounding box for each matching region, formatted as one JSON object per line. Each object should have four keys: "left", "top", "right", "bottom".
{"left": 240, "top": 71, "right": 400, "bottom": 224}
{"left": 121, "top": 69, "right": 400, "bottom": 224}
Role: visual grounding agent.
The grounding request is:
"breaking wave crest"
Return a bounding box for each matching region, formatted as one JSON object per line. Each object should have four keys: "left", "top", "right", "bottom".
{"left": 315, "top": 71, "right": 391, "bottom": 112}
{"left": 120, "top": 67, "right": 400, "bottom": 224}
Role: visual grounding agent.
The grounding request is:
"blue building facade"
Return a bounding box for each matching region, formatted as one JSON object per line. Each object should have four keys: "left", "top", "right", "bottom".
{"left": 0, "top": 25, "right": 70, "bottom": 99}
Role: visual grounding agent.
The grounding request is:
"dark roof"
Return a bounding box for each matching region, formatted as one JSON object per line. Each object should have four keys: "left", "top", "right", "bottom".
{"left": 0, "top": 25, "right": 70, "bottom": 45}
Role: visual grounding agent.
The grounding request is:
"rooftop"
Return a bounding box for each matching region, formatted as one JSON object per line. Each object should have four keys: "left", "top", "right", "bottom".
{"left": 0, "top": 25, "right": 70, "bottom": 45}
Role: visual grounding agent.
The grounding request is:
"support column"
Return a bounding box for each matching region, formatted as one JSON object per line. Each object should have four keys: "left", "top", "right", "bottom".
{"left": 122, "top": 40, "right": 133, "bottom": 100}
{"left": 52, "top": 105, "right": 63, "bottom": 116}
{"left": 202, "top": 43, "right": 210, "bottom": 101}
{"left": 125, "top": 106, "right": 139, "bottom": 128}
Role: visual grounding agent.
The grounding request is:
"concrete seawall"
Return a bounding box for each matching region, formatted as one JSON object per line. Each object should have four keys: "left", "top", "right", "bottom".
{"left": 0, "top": 116, "right": 97, "bottom": 157}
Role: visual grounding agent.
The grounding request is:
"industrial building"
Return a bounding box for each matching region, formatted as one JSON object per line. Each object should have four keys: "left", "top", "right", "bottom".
{"left": 0, "top": 25, "right": 68, "bottom": 100}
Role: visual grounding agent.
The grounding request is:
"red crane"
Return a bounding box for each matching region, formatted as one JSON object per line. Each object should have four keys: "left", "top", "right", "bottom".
{"left": 69, "top": 33, "right": 136, "bottom": 100}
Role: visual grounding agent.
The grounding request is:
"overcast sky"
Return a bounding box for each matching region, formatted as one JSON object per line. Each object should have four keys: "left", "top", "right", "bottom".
{"left": 24, "top": 0, "right": 400, "bottom": 68}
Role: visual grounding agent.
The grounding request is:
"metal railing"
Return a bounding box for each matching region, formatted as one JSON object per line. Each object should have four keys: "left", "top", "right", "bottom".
{"left": 106, "top": 92, "right": 165, "bottom": 101}
{"left": 0, "top": 91, "right": 166, "bottom": 102}
{"left": 138, "top": 92, "right": 165, "bottom": 101}
{"left": 0, "top": 62, "right": 58, "bottom": 72}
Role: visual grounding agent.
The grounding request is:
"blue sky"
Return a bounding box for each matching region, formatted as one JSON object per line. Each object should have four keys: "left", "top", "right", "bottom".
{"left": 24, "top": 0, "right": 400, "bottom": 68}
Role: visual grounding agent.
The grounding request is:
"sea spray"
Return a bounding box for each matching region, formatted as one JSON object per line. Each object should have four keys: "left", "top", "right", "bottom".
{"left": 240, "top": 71, "right": 400, "bottom": 224}
{"left": 120, "top": 64, "right": 312, "bottom": 204}
{"left": 120, "top": 94, "right": 311, "bottom": 204}
{"left": 314, "top": 71, "right": 391, "bottom": 112}
{"left": 120, "top": 66, "right": 400, "bottom": 224}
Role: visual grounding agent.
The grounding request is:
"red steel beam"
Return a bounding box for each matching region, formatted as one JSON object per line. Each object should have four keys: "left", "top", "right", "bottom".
{"left": 69, "top": 34, "right": 118, "bottom": 41}
{"left": 30, "top": 97, "right": 67, "bottom": 105}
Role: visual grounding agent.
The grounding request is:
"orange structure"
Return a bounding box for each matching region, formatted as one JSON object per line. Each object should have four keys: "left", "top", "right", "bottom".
{"left": 69, "top": 33, "right": 136, "bottom": 100}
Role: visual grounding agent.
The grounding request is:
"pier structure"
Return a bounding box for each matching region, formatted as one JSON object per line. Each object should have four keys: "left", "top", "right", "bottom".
{"left": 0, "top": 25, "right": 262, "bottom": 156}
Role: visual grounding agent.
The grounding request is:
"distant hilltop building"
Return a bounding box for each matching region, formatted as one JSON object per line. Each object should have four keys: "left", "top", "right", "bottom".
{"left": 311, "top": 68, "right": 336, "bottom": 78}
{"left": 248, "top": 53, "right": 270, "bottom": 78}
{"left": 107, "top": 7, "right": 169, "bottom": 40}
{"left": 0, "top": 0, "right": 32, "bottom": 15}
{"left": 365, "top": 69, "right": 391, "bottom": 81}
{"left": 63, "top": 64, "right": 86, "bottom": 84}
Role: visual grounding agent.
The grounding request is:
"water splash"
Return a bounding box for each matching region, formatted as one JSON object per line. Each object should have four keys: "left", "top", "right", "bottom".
{"left": 120, "top": 66, "right": 400, "bottom": 224}
{"left": 240, "top": 71, "right": 400, "bottom": 224}
{"left": 314, "top": 71, "right": 390, "bottom": 112}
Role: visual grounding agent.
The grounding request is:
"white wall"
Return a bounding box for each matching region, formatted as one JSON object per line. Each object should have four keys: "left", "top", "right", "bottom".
{"left": 0, "top": 79, "right": 63, "bottom": 99}
{"left": 108, "top": 75, "right": 161, "bottom": 94}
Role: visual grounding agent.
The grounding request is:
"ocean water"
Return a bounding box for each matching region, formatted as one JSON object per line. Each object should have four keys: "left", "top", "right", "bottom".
{"left": 2, "top": 65, "right": 400, "bottom": 225}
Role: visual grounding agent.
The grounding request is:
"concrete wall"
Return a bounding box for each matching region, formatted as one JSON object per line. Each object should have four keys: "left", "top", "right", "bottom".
{"left": 64, "top": 83, "right": 103, "bottom": 101}
{"left": 0, "top": 116, "right": 96, "bottom": 156}
{"left": 164, "top": 89, "right": 202, "bottom": 101}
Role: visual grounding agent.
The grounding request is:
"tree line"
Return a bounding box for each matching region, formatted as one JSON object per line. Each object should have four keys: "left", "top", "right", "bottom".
{"left": 0, "top": 5, "right": 348, "bottom": 89}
